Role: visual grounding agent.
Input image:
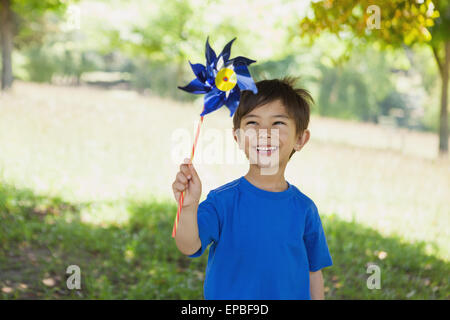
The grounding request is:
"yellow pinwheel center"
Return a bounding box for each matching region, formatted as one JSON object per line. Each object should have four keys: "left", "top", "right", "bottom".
{"left": 215, "top": 68, "right": 237, "bottom": 92}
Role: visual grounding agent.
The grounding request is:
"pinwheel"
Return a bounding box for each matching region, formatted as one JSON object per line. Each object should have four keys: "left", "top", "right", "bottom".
{"left": 172, "top": 37, "right": 258, "bottom": 237}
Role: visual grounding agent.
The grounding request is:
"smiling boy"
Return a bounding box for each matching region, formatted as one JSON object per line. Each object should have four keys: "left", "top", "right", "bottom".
{"left": 172, "top": 77, "right": 333, "bottom": 300}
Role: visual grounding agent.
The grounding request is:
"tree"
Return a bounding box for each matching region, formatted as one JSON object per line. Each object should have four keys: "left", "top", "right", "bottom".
{"left": 299, "top": 0, "right": 449, "bottom": 156}
{"left": 0, "top": 0, "right": 13, "bottom": 89}
{"left": 0, "top": 0, "right": 69, "bottom": 90}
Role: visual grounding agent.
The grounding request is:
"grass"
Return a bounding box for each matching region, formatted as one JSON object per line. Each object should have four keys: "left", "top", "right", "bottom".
{"left": 0, "top": 81, "right": 449, "bottom": 299}
{"left": 0, "top": 183, "right": 206, "bottom": 299}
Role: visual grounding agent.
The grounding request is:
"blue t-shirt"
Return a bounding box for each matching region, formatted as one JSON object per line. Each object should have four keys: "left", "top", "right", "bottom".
{"left": 188, "top": 175, "right": 333, "bottom": 300}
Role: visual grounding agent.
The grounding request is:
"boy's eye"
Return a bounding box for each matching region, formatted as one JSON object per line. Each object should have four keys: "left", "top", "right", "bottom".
{"left": 246, "top": 121, "right": 286, "bottom": 125}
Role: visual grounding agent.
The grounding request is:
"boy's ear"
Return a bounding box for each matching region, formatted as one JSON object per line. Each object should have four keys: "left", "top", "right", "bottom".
{"left": 294, "top": 129, "right": 310, "bottom": 151}
{"left": 233, "top": 128, "right": 247, "bottom": 151}
{"left": 233, "top": 128, "right": 239, "bottom": 143}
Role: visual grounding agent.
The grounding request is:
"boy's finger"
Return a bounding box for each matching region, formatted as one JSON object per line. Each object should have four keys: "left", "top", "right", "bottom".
{"left": 180, "top": 158, "right": 191, "bottom": 169}
{"left": 188, "top": 163, "right": 199, "bottom": 182}
{"left": 174, "top": 190, "right": 180, "bottom": 202}
{"left": 176, "top": 172, "right": 188, "bottom": 184}
{"left": 180, "top": 164, "right": 190, "bottom": 178}
{"left": 173, "top": 181, "right": 187, "bottom": 192}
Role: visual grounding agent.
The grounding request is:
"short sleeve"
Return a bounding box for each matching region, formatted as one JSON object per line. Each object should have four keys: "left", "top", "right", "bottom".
{"left": 188, "top": 191, "right": 220, "bottom": 258}
{"left": 303, "top": 201, "right": 333, "bottom": 272}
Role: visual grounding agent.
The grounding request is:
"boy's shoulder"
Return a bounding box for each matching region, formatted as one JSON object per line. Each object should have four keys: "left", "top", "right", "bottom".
{"left": 209, "top": 177, "right": 242, "bottom": 196}
{"left": 289, "top": 184, "right": 316, "bottom": 207}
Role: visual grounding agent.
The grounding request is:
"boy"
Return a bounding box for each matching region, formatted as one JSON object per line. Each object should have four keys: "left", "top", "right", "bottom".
{"left": 172, "top": 77, "right": 333, "bottom": 300}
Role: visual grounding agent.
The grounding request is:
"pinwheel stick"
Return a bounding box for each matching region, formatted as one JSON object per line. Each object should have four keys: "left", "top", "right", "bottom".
{"left": 172, "top": 111, "right": 205, "bottom": 238}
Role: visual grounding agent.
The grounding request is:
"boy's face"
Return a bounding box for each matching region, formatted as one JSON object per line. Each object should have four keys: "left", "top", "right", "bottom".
{"left": 233, "top": 99, "right": 309, "bottom": 174}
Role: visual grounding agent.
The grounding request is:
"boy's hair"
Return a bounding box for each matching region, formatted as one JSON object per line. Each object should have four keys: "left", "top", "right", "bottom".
{"left": 233, "top": 77, "right": 314, "bottom": 159}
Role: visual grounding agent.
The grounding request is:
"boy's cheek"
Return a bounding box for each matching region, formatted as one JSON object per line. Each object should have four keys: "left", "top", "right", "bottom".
{"left": 238, "top": 138, "right": 257, "bottom": 162}
{"left": 236, "top": 132, "right": 257, "bottom": 152}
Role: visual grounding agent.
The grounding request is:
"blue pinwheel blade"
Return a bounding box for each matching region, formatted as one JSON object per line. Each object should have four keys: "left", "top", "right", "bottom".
{"left": 205, "top": 37, "right": 218, "bottom": 78}
{"left": 228, "top": 56, "right": 256, "bottom": 66}
{"left": 205, "top": 36, "right": 217, "bottom": 67}
{"left": 201, "top": 88, "right": 226, "bottom": 116}
{"left": 234, "top": 65, "right": 258, "bottom": 94}
{"left": 225, "top": 88, "right": 240, "bottom": 117}
{"left": 217, "top": 37, "right": 236, "bottom": 65}
{"left": 189, "top": 61, "right": 207, "bottom": 83}
{"left": 178, "top": 78, "right": 210, "bottom": 94}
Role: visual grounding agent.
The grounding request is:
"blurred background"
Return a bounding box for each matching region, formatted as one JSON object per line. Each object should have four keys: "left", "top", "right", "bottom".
{"left": 0, "top": 0, "right": 448, "bottom": 299}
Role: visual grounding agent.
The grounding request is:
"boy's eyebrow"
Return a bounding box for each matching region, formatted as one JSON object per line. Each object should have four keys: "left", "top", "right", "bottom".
{"left": 243, "top": 114, "right": 290, "bottom": 119}
{"left": 272, "top": 114, "right": 290, "bottom": 119}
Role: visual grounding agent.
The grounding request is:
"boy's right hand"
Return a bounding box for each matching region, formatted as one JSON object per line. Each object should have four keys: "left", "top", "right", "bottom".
{"left": 172, "top": 158, "right": 202, "bottom": 208}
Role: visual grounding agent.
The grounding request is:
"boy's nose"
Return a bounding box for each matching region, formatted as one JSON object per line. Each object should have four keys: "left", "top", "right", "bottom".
{"left": 257, "top": 128, "right": 270, "bottom": 137}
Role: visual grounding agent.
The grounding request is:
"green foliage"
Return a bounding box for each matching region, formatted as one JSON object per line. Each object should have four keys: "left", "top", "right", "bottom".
{"left": 379, "top": 91, "right": 408, "bottom": 117}
{"left": 128, "top": 59, "right": 193, "bottom": 99}
{"left": 250, "top": 55, "right": 299, "bottom": 81}
{"left": 127, "top": 0, "right": 194, "bottom": 63}
{"left": 316, "top": 46, "right": 400, "bottom": 122}
{"left": 318, "top": 65, "right": 373, "bottom": 121}
{"left": 8, "top": 0, "right": 96, "bottom": 83}
{"left": 22, "top": 43, "right": 100, "bottom": 83}
{"left": 23, "top": 47, "right": 56, "bottom": 82}
{"left": 11, "top": 0, "right": 72, "bottom": 48}
{"left": 428, "top": 0, "right": 450, "bottom": 45}
{"left": 299, "top": 0, "right": 440, "bottom": 47}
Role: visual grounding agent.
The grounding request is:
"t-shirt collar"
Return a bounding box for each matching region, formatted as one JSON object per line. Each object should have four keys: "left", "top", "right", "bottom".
{"left": 239, "top": 175, "right": 294, "bottom": 199}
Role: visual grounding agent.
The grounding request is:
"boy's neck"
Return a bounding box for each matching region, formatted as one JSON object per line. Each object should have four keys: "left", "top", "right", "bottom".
{"left": 244, "top": 164, "right": 288, "bottom": 192}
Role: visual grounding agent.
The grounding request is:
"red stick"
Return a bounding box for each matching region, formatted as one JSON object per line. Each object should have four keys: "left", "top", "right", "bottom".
{"left": 172, "top": 112, "right": 205, "bottom": 238}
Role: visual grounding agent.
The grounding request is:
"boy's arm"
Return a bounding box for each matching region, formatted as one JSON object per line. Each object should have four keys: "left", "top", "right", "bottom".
{"left": 174, "top": 203, "right": 202, "bottom": 256}
{"left": 309, "top": 270, "right": 325, "bottom": 300}
{"left": 172, "top": 158, "right": 202, "bottom": 256}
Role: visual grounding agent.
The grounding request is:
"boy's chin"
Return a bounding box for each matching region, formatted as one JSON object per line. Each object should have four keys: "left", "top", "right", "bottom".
{"left": 247, "top": 154, "right": 282, "bottom": 171}
{"left": 254, "top": 161, "right": 282, "bottom": 175}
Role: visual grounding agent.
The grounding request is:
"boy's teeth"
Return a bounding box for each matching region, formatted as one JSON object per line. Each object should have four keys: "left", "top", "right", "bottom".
{"left": 257, "top": 146, "right": 277, "bottom": 151}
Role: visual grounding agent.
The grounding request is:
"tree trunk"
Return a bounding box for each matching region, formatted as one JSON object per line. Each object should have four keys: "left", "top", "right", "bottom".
{"left": 0, "top": 0, "right": 13, "bottom": 90}
{"left": 438, "top": 41, "right": 449, "bottom": 156}
{"left": 432, "top": 41, "right": 449, "bottom": 157}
